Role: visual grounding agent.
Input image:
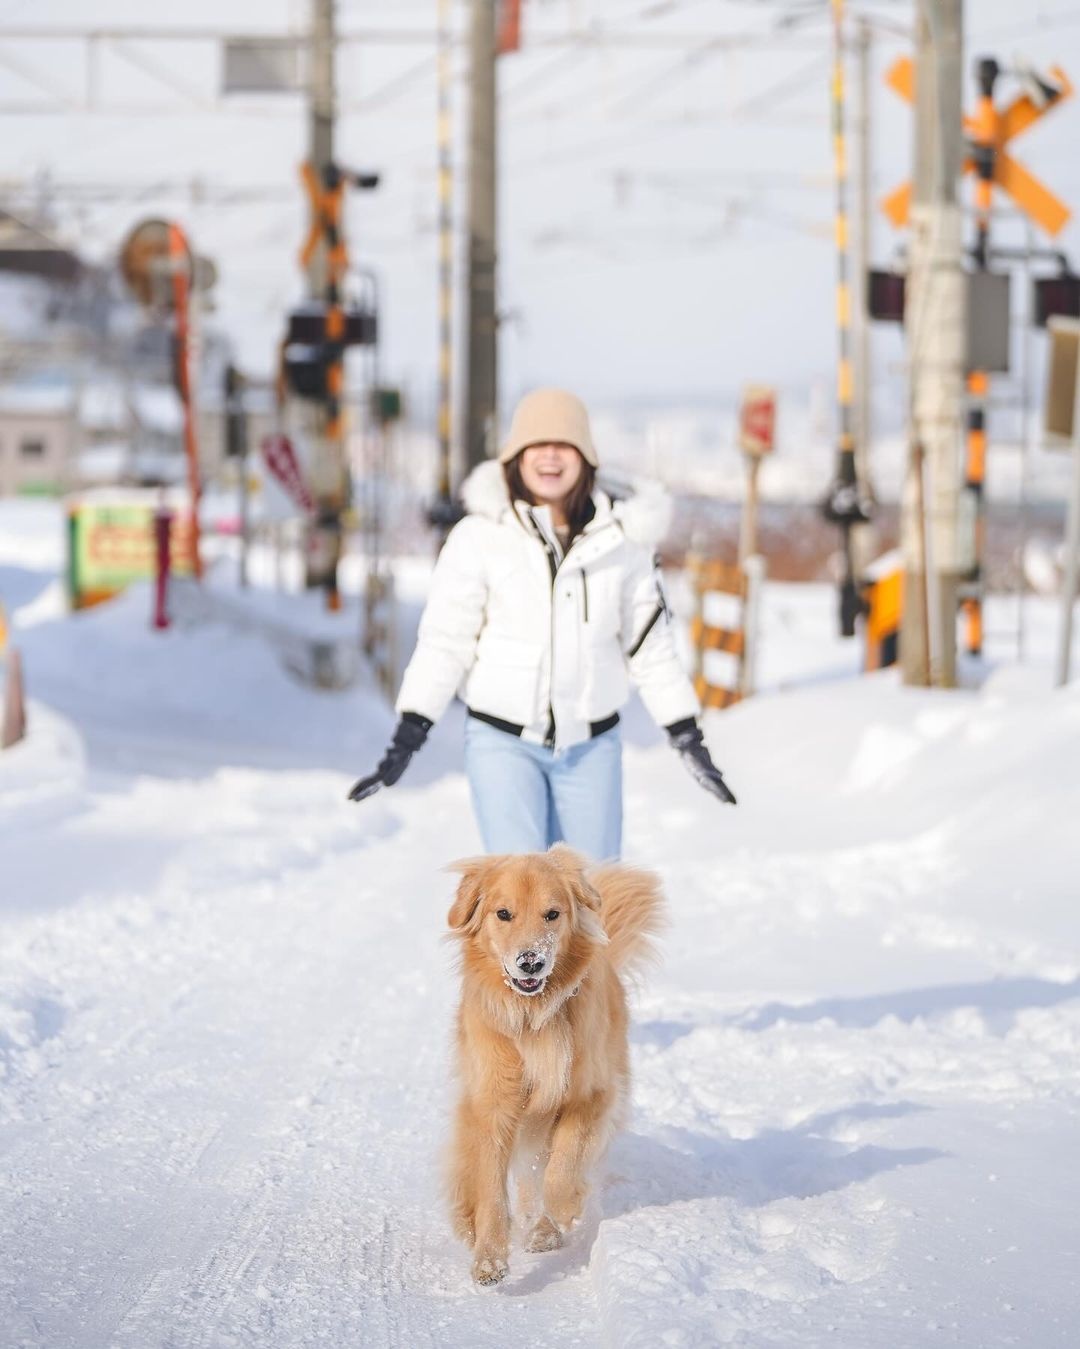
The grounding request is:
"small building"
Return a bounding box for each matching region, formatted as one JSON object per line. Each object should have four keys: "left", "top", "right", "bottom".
{"left": 0, "top": 383, "right": 75, "bottom": 496}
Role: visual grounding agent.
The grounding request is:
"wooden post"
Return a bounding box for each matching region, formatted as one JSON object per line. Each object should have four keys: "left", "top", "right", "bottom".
{"left": 739, "top": 456, "right": 761, "bottom": 568}
{"left": 1, "top": 648, "right": 27, "bottom": 749}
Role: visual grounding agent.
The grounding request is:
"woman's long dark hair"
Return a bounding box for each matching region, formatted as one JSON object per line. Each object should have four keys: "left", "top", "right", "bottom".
{"left": 503, "top": 452, "right": 596, "bottom": 544}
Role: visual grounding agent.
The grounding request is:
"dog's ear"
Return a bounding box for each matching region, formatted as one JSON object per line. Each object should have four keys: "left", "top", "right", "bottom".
{"left": 547, "top": 844, "right": 607, "bottom": 942}
{"left": 572, "top": 875, "right": 607, "bottom": 944}
{"left": 574, "top": 874, "right": 603, "bottom": 913}
{"left": 445, "top": 856, "right": 494, "bottom": 932}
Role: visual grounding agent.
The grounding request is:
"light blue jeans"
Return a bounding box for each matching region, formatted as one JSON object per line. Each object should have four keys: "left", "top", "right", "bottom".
{"left": 463, "top": 716, "right": 623, "bottom": 860}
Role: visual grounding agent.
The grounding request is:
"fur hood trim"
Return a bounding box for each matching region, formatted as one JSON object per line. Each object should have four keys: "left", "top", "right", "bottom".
{"left": 458, "top": 458, "right": 672, "bottom": 548}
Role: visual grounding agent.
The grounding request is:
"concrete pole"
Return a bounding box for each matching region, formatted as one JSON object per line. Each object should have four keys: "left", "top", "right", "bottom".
{"left": 463, "top": 0, "right": 498, "bottom": 471}
{"left": 901, "top": 0, "right": 964, "bottom": 688}
{"left": 435, "top": 0, "right": 454, "bottom": 501}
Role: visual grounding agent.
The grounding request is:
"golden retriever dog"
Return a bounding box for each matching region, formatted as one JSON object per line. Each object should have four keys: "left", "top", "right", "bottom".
{"left": 444, "top": 843, "right": 664, "bottom": 1285}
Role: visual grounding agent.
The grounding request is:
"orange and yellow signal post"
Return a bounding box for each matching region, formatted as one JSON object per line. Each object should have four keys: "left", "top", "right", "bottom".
{"left": 299, "top": 160, "right": 350, "bottom": 612}
{"left": 882, "top": 52, "right": 1072, "bottom": 657}
{"left": 822, "top": 0, "right": 872, "bottom": 639}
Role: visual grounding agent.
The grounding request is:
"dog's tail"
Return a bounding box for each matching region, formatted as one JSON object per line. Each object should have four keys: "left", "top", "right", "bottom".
{"left": 588, "top": 862, "right": 666, "bottom": 976}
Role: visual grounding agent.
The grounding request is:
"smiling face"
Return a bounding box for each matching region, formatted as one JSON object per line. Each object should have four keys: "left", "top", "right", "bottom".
{"left": 517, "top": 443, "right": 584, "bottom": 523}
{"left": 447, "top": 848, "right": 607, "bottom": 1001}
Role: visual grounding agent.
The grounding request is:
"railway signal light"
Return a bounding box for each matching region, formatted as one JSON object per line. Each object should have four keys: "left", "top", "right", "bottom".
{"left": 1034, "top": 273, "right": 1080, "bottom": 328}
{"left": 867, "top": 269, "right": 906, "bottom": 323}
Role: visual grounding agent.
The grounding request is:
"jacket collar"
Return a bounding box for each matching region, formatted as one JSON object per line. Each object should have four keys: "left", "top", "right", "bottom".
{"left": 458, "top": 458, "right": 672, "bottom": 551}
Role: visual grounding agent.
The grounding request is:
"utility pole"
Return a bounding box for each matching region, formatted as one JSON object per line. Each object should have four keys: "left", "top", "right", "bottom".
{"left": 463, "top": 0, "right": 498, "bottom": 472}
{"left": 303, "top": 0, "right": 348, "bottom": 606}
{"left": 435, "top": 0, "right": 455, "bottom": 509}
{"left": 901, "top": 0, "right": 964, "bottom": 687}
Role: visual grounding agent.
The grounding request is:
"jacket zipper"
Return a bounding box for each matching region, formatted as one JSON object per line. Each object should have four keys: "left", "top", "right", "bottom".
{"left": 526, "top": 510, "right": 561, "bottom": 748}
{"left": 525, "top": 508, "right": 603, "bottom": 747}
{"left": 627, "top": 563, "right": 671, "bottom": 659}
{"left": 542, "top": 539, "right": 558, "bottom": 747}
{"left": 627, "top": 601, "right": 663, "bottom": 658}
{"left": 580, "top": 570, "right": 589, "bottom": 622}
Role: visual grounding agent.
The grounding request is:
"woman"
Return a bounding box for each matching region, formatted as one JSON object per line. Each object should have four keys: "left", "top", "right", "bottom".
{"left": 348, "top": 388, "right": 736, "bottom": 859}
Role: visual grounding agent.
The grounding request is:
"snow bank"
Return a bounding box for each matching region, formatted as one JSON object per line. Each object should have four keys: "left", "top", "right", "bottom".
{"left": 0, "top": 700, "right": 85, "bottom": 821}
{"left": 15, "top": 581, "right": 397, "bottom": 772}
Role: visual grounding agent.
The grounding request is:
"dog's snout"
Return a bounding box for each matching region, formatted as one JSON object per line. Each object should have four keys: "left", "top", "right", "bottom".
{"left": 516, "top": 950, "right": 545, "bottom": 976}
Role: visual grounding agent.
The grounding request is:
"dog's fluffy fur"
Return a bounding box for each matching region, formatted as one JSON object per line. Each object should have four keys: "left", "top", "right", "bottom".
{"left": 444, "top": 844, "right": 664, "bottom": 1285}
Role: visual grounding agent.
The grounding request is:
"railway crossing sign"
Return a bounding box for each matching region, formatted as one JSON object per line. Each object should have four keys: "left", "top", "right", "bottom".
{"left": 880, "top": 56, "right": 1073, "bottom": 237}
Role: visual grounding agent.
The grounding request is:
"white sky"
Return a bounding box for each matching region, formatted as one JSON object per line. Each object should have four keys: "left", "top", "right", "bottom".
{"left": 2, "top": 0, "right": 1080, "bottom": 421}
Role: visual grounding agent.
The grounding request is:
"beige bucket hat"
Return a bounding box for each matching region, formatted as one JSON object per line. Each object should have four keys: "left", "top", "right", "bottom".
{"left": 498, "top": 388, "right": 599, "bottom": 467}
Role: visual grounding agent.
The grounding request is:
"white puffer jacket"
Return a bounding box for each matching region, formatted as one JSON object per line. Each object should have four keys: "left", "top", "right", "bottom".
{"left": 395, "top": 460, "right": 700, "bottom": 750}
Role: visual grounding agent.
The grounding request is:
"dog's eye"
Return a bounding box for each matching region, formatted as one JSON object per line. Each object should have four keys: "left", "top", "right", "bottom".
{"left": 496, "top": 908, "right": 513, "bottom": 922}
{"left": 544, "top": 910, "right": 560, "bottom": 922}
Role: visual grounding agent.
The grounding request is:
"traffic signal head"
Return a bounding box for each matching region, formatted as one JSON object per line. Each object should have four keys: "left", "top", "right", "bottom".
{"left": 867, "top": 269, "right": 906, "bottom": 323}
{"left": 286, "top": 303, "right": 377, "bottom": 347}
{"left": 1034, "top": 274, "right": 1080, "bottom": 327}
{"left": 283, "top": 343, "right": 327, "bottom": 400}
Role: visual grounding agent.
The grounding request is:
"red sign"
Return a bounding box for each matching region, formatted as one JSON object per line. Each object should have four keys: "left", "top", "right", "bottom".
{"left": 738, "top": 385, "right": 777, "bottom": 456}
{"left": 497, "top": 0, "right": 522, "bottom": 55}
{"left": 261, "top": 433, "right": 314, "bottom": 512}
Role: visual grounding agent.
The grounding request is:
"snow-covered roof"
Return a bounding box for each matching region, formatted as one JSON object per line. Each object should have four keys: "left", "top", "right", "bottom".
{"left": 131, "top": 445, "right": 186, "bottom": 484}
{"left": 0, "top": 382, "right": 74, "bottom": 416}
{"left": 79, "top": 381, "right": 130, "bottom": 432}
{"left": 131, "top": 385, "right": 184, "bottom": 434}
{"left": 77, "top": 443, "right": 133, "bottom": 483}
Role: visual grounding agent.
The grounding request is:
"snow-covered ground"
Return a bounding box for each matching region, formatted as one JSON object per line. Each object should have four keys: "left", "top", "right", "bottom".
{"left": 2, "top": 499, "right": 1079, "bottom": 1348}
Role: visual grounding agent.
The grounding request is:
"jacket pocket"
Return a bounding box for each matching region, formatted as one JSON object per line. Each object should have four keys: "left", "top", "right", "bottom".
{"left": 466, "top": 634, "right": 543, "bottom": 721}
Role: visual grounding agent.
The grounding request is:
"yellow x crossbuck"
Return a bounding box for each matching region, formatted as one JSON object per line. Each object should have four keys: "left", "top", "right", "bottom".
{"left": 881, "top": 56, "right": 1073, "bottom": 237}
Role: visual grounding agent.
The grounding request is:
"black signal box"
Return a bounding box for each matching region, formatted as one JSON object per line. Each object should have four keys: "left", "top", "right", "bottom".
{"left": 867, "top": 269, "right": 906, "bottom": 323}
{"left": 286, "top": 303, "right": 377, "bottom": 347}
{"left": 1033, "top": 274, "right": 1080, "bottom": 329}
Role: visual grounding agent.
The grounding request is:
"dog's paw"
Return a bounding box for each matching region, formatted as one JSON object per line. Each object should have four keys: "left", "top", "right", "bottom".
{"left": 471, "top": 1255, "right": 509, "bottom": 1286}
{"left": 524, "top": 1216, "right": 563, "bottom": 1253}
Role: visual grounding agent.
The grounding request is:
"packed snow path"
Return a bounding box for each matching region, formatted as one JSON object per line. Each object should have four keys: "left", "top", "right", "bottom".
{"left": 2, "top": 546, "right": 1079, "bottom": 1345}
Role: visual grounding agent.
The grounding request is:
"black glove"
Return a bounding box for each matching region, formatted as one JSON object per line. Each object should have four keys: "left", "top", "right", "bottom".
{"left": 666, "top": 718, "right": 737, "bottom": 805}
{"left": 347, "top": 712, "right": 433, "bottom": 802}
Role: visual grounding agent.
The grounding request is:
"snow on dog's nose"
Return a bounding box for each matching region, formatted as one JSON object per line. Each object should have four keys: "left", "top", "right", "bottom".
{"left": 506, "top": 937, "right": 554, "bottom": 996}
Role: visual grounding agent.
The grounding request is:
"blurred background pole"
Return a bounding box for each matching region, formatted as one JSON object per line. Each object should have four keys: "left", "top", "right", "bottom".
{"left": 463, "top": 0, "right": 498, "bottom": 472}
{"left": 901, "top": 0, "right": 964, "bottom": 688}
{"left": 822, "top": 0, "right": 870, "bottom": 638}
{"left": 436, "top": 0, "right": 455, "bottom": 506}
{"left": 168, "top": 222, "right": 202, "bottom": 581}
{"left": 854, "top": 16, "right": 874, "bottom": 515}
{"left": 304, "top": 0, "right": 347, "bottom": 607}
{"left": 225, "top": 363, "right": 250, "bottom": 588}
{"left": 1059, "top": 437, "right": 1080, "bottom": 685}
